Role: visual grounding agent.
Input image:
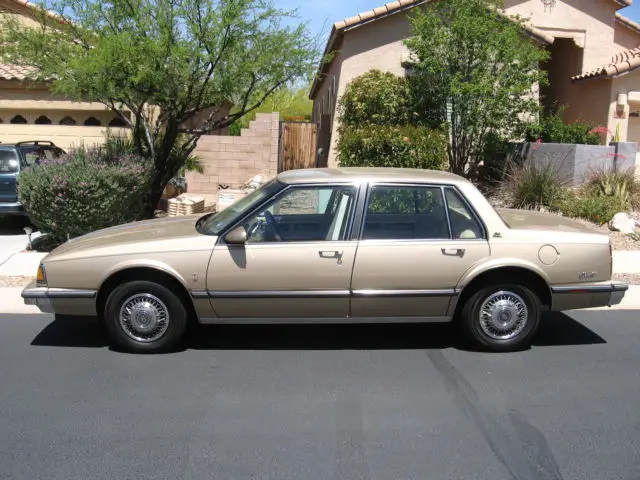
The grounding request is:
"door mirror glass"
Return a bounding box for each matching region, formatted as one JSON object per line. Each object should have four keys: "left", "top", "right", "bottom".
{"left": 224, "top": 226, "right": 248, "bottom": 245}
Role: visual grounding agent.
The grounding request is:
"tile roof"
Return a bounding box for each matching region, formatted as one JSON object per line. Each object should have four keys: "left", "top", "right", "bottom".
{"left": 572, "top": 46, "right": 640, "bottom": 82}
{"left": 615, "top": 12, "right": 640, "bottom": 33}
{"left": 0, "top": 64, "right": 39, "bottom": 81}
{"left": 310, "top": 0, "right": 553, "bottom": 99}
{"left": 5, "top": 0, "right": 62, "bottom": 21}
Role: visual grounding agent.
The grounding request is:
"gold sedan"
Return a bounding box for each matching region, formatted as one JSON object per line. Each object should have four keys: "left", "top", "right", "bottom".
{"left": 22, "top": 168, "right": 627, "bottom": 353}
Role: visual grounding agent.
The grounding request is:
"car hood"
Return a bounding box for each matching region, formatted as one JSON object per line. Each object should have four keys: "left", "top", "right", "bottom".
{"left": 47, "top": 215, "right": 204, "bottom": 260}
{"left": 495, "top": 208, "right": 602, "bottom": 234}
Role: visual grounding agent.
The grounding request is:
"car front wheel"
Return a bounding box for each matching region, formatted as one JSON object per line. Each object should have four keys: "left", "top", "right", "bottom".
{"left": 460, "top": 285, "right": 541, "bottom": 352}
{"left": 104, "top": 280, "right": 188, "bottom": 353}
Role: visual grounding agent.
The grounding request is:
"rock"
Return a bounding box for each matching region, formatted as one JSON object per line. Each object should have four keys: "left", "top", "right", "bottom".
{"left": 609, "top": 212, "right": 637, "bottom": 234}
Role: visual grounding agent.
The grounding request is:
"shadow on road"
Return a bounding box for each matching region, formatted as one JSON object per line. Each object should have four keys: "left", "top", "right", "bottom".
{"left": 0, "top": 216, "right": 32, "bottom": 236}
{"left": 30, "top": 311, "right": 606, "bottom": 351}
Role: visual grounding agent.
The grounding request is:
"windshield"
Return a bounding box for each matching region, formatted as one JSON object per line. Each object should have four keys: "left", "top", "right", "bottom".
{"left": 200, "top": 179, "right": 285, "bottom": 235}
{"left": 18, "top": 145, "right": 63, "bottom": 167}
{"left": 0, "top": 149, "right": 19, "bottom": 174}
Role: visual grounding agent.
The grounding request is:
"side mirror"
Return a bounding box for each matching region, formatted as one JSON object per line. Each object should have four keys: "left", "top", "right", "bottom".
{"left": 224, "top": 226, "right": 247, "bottom": 245}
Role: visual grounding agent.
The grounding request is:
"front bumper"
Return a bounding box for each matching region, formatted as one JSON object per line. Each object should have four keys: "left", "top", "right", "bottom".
{"left": 21, "top": 280, "right": 97, "bottom": 316}
{"left": 0, "top": 201, "right": 25, "bottom": 215}
{"left": 551, "top": 282, "right": 629, "bottom": 311}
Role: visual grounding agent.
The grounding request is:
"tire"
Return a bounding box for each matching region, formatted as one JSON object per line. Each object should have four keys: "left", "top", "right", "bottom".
{"left": 104, "top": 280, "right": 188, "bottom": 353}
{"left": 460, "top": 284, "right": 541, "bottom": 352}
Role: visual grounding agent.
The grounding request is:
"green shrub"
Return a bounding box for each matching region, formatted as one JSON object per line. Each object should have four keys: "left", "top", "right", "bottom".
{"left": 559, "top": 191, "right": 627, "bottom": 225}
{"left": 338, "top": 70, "right": 412, "bottom": 127}
{"left": 524, "top": 109, "right": 600, "bottom": 145}
{"left": 503, "top": 162, "right": 568, "bottom": 210}
{"left": 18, "top": 144, "right": 151, "bottom": 242}
{"left": 584, "top": 167, "right": 639, "bottom": 210}
{"left": 337, "top": 125, "right": 447, "bottom": 170}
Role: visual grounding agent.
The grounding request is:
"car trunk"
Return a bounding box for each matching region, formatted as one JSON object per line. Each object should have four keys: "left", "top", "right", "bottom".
{"left": 0, "top": 150, "right": 19, "bottom": 204}
{"left": 495, "top": 208, "right": 601, "bottom": 234}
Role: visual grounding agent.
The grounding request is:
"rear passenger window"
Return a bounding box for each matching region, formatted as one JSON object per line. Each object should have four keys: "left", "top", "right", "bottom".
{"left": 445, "top": 188, "right": 484, "bottom": 239}
{"left": 363, "top": 186, "right": 449, "bottom": 240}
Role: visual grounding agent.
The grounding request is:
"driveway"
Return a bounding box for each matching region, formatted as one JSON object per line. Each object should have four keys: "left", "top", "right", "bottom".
{"left": 0, "top": 216, "right": 31, "bottom": 265}
{"left": 1, "top": 311, "right": 639, "bottom": 480}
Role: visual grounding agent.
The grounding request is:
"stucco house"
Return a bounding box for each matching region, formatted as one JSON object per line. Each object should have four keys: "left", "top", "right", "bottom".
{"left": 0, "top": 0, "right": 232, "bottom": 149}
{"left": 311, "top": 0, "right": 640, "bottom": 168}
{"left": 0, "top": 0, "right": 133, "bottom": 149}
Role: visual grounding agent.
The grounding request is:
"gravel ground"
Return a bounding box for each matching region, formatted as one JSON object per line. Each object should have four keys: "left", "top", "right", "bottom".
{"left": 0, "top": 276, "right": 33, "bottom": 287}
{"left": 614, "top": 273, "right": 640, "bottom": 285}
{"left": 567, "top": 217, "right": 640, "bottom": 251}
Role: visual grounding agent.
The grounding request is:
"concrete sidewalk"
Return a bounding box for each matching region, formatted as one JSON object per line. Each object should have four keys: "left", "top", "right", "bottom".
{"left": 613, "top": 251, "right": 640, "bottom": 274}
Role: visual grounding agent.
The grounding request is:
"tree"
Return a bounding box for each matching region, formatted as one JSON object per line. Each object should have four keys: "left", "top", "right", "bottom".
{"left": 1, "top": 0, "right": 318, "bottom": 215}
{"left": 229, "top": 83, "right": 314, "bottom": 135}
{"left": 405, "top": 0, "right": 549, "bottom": 176}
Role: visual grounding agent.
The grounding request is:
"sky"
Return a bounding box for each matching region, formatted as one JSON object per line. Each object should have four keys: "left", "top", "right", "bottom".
{"left": 278, "top": 0, "right": 640, "bottom": 40}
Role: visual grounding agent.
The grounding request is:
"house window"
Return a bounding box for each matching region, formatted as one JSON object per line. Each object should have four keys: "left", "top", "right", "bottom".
{"left": 84, "top": 116, "right": 102, "bottom": 126}
{"left": 59, "top": 116, "right": 77, "bottom": 126}
{"left": 108, "top": 117, "right": 127, "bottom": 127}
{"left": 10, "top": 115, "right": 27, "bottom": 124}
{"left": 35, "top": 115, "right": 52, "bottom": 125}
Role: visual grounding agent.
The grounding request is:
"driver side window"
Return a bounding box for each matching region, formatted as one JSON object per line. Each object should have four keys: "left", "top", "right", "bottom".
{"left": 242, "top": 185, "right": 357, "bottom": 243}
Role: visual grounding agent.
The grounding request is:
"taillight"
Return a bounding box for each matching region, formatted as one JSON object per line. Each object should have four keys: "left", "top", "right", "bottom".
{"left": 609, "top": 243, "right": 613, "bottom": 278}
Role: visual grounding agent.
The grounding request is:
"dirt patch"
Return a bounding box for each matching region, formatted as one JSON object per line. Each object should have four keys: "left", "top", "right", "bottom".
{"left": 0, "top": 276, "right": 34, "bottom": 287}
{"left": 614, "top": 273, "right": 640, "bottom": 285}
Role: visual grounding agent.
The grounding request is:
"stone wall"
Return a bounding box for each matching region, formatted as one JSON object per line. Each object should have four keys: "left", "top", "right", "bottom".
{"left": 522, "top": 141, "right": 637, "bottom": 186}
{"left": 186, "top": 112, "right": 280, "bottom": 199}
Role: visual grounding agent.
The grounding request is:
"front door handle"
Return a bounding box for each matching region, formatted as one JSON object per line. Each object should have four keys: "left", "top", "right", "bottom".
{"left": 442, "top": 248, "right": 465, "bottom": 257}
{"left": 319, "top": 250, "right": 343, "bottom": 259}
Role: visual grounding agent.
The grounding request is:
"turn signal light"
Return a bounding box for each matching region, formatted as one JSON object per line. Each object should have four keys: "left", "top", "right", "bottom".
{"left": 36, "top": 264, "right": 47, "bottom": 285}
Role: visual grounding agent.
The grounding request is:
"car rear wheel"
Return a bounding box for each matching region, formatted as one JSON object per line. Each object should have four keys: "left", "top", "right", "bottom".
{"left": 460, "top": 284, "right": 541, "bottom": 352}
{"left": 104, "top": 280, "right": 188, "bottom": 353}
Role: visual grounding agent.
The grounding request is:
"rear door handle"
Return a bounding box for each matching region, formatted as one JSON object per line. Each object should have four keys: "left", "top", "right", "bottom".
{"left": 442, "top": 248, "right": 465, "bottom": 257}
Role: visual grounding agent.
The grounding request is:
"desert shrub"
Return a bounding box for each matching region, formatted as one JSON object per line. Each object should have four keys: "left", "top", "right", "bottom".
{"left": 502, "top": 162, "right": 568, "bottom": 210}
{"left": 337, "top": 125, "right": 447, "bottom": 170}
{"left": 18, "top": 144, "right": 151, "bottom": 242}
{"left": 524, "top": 109, "right": 600, "bottom": 145}
{"left": 558, "top": 191, "right": 627, "bottom": 225}
{"left": 584, "top": 167, "right": 639, "bottom": 210}
{"left": 338, "top": 70, "right": 412, "bottom": 127}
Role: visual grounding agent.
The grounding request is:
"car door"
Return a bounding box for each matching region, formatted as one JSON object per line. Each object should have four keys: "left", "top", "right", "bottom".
{"left": 350, "top": 184, "right": 490, "bottom": 319}
{"left": 208, "top": 183, "right": 360, "bottom": 319}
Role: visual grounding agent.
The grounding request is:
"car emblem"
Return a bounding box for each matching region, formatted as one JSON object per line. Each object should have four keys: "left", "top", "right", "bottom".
{"left": 579, "top": 272, "right": 597, "bottom": 280}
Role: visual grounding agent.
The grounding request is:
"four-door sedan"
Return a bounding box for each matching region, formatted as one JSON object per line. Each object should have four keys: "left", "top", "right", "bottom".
{"left": 22, "top": 168, "right": 628, "bottom": 353}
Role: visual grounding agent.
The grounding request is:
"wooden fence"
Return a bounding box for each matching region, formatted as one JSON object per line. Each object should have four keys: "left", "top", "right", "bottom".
{"left": 279, "top": 121, "right": 318, "bottom": 172}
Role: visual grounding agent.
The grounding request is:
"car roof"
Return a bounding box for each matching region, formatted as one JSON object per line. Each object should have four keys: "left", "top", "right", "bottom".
{"left": 0, "top": 141, "right": 59, "bottom": 148}
{"left": 276, "top": 167, "right": 469, "bottom": 186}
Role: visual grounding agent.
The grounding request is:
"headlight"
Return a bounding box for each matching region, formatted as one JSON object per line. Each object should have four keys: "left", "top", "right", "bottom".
{"left": 36, "top": 264, "right": 47, "bottom": 285}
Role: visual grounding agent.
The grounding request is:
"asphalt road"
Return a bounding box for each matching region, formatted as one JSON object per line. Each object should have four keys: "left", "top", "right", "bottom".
{"left": 1, "top": 312, "right": 640, "bottom": 480}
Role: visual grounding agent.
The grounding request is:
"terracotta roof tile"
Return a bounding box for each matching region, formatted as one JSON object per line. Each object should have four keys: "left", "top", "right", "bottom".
{"left": 615, "top": 12, "right": 640, "bottom": 33}
{"left": 572, "top": 46, "right": 640, "bottom": 82}
{"left": 0, "top": 64, "right": 38, "bottom": 81}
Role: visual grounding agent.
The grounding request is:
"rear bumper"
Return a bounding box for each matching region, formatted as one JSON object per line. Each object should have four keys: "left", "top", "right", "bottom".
{"left": 551, "top": 282, "right": 629, "bottom": 311}
{"left": 22, "top": 280, "right": 97, "bottom": 316}
{"left": 0, "top": 202, "right": 25, "bottom": 215}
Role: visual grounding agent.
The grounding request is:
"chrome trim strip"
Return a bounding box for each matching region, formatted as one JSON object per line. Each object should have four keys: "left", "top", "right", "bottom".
{"left": 205, "top": 289, "right": 459, "bottom": 299}
{"left": 199, "top": 316, "right": 452, "bottom": 325}
{"left": 551, "top": 283, "right": 629, "bottom": 294}
{"left": 209, "top": 290, "right": 351, "bottom": 299}
{"left": 352, "top": 289, "right": 458, "bottom": 297}
{"left": 22, "top": 288, "right": 96, "bottom": 299}
{"left": 48, "top": 289, "right": 96, "bottom": 299}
